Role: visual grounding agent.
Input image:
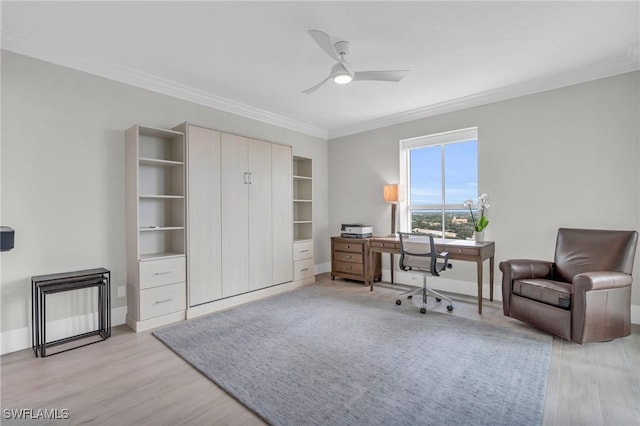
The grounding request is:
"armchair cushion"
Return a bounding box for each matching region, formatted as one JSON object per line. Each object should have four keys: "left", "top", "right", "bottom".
{"left": 513, "top": 279, "right": 572, "bottom": 309}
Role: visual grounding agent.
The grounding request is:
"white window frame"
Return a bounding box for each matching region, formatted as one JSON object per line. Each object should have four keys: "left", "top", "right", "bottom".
{"left": 398, "top": 127, "right": 478, "bottom": 236}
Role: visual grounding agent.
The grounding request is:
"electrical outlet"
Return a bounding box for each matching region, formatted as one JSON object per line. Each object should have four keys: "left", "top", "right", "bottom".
{"left": 117, "top": 286, "right": 126, "bottom": 298}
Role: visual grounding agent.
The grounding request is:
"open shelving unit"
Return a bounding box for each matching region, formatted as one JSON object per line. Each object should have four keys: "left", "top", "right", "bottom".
{"left": 125, "top": 125, "right": 187, "bottom": 331}
{"left": 293, "top": 156, "right": 313, "bottom": 242}
{"left": 292, "top": 156, "right": 314, "bottom": 284}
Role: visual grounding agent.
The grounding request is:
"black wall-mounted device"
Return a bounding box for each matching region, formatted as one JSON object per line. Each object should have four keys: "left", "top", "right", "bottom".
{"left": 1, "top": 227, "right": 15, "bottom": 251}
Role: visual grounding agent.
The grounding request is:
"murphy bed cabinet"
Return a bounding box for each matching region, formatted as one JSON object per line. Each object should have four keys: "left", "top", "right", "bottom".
{"left": 125, "top": 125, "right": 187, "bottom": 332}
{"left": 173, "top": 123, "right": 294, "bottom": 310}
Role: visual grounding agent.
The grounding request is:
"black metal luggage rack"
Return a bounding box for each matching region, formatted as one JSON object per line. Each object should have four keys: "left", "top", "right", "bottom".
{"left": 31, "top": 268, "right": 111, "bottom": 357}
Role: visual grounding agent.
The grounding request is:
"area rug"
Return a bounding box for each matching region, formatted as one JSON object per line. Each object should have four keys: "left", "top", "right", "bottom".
{"left": 154, "top": 285, "right": 552, "bottom": 426}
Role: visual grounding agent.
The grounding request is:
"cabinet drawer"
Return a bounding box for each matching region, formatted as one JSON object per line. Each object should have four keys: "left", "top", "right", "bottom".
{"left": 371, "top": 241, "right": 400, "bottom": 250}
{"left": 139, "top": 282, "right": 186, "bottom": 320}
{"left": 294, "top": 258, "right": 314, "bottom": 281}
{"left": 139, "top": 257, "right": 185, "bottom": 289}
{"left": 334, "top": 261, "right": 364, "bottom": 275}
{"left": 334, "top": 251, "right": 363, "bottom": 264}
{"left": 293, "top": 241, "right": 314, "bottom": 261}
{"left": 334, "top": 242, "right": 364, "bottom": 253}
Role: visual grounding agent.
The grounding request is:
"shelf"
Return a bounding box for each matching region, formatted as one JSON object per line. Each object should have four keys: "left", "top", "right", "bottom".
{"left": 139, "top": 252, "right": 185, "bottom": 261}
{"left": 139, "top": 226, "right": 185, "bottom": 232}
{"left": 293, "top": 175, "right": 312, "bottom": 180}
{"left": 139, "top": 158, "right": 184, "bottom": 167}
{"left": 293, "top": 199, "right": 312, "bottom": 203}
{"left": 139, "top": 195, "right": 185, "bottom": 199}
{"left": 293, "top": 221, "right": 312, "bottom": 224}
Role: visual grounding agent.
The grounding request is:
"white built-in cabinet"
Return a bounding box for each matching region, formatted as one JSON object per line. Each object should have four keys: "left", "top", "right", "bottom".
{"left": 127, "top": 122, "right": 299, "bottom": 329}
{"left": 125, "top": 125, "right": 187, "bottom": 331}
{"left": 293, "top": 156, "right": 315, "bottom": 284}
{"left": 174, "top": 123, "right": 293, "bottom": 308}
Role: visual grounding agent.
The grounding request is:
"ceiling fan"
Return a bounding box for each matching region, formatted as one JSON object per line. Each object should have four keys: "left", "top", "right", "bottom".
{"left": 302, "top": 30, "right": 409, "bottom": 94}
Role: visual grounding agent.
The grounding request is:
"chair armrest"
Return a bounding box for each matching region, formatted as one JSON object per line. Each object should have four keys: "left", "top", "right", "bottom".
{"left": 573, "top": 271, "right": 632, "bottom": 292}
{"left": 572, "top": 271, "right": 633, "bottom": 343}
{"left": 499, "top": 259, "right": 553, "bottom": 315}
{"left": 499, "top": 259, "right": 554, "bottom": 280}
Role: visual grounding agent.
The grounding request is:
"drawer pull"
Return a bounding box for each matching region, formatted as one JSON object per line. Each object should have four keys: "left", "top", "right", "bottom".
{"left": 154, "top": 298, "right": 173, "bottom": 304}
{"left": 346, "top": 245, "right": 350, "bottom": 249}
{"left": 300, "top": 268, "right": 310, "bottom": 272}
{"left": 154, "top": 271, "right": 172, "bottom": 276}
{"left": 300, "top": 249, "right": 309, "bottom": 253}
{"left": 346, "top": 255, "right": 352, "bottom": 259}
{"left": 346, "top": 266, "right": 352, "bottom": 269}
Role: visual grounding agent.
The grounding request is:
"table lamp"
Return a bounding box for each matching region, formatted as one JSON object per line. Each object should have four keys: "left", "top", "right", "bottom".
{"left": 383, "top": 184, "right": 402, "bottom": 283}
{"left": 383, "top": 184, "right": 401, "bottom": 235}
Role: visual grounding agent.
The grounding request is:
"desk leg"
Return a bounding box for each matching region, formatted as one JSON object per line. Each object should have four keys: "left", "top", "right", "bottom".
{"left": 477, "top": 260, "right": 483, "bottom": 315}
{"left": 390, "top": 253, "right": 394, "bottom": 284}
{"left": 489, "top": 256, "right": 495, "bottom": 302}
{"left": 368, "top": 248, "right": 374, "bottom": 291}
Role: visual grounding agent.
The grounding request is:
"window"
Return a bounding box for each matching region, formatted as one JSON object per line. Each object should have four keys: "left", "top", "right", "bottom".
{"left": 400, "top": 128, "right": 478, "bottom": 240}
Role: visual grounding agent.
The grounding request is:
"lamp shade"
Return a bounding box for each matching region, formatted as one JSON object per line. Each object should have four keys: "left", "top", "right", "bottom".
{"left": 383, "top": 184, "right": 402, "bottom": 203}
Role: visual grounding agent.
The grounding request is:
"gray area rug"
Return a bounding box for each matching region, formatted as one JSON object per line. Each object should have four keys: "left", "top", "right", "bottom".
{"left": 154, "top": 285, "right": 552, "bottom": 426}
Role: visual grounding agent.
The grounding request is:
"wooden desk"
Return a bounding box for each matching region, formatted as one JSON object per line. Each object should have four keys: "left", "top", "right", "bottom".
{"left": 366, "top": 237, "right": 495, "bottom": 314}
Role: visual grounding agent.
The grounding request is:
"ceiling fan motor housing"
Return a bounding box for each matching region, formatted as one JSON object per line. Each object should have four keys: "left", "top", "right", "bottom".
{"left": 333, "top": 40, "right": 351, "bottom": 57}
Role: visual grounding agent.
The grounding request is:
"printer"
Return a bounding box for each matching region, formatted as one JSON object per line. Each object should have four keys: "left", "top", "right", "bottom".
{"left": 340, "top": 224, "right": 373, "bottom": 239}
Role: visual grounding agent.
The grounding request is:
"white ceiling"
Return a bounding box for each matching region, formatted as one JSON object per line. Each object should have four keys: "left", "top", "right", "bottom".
{"left": 2, "top": 1, "right": 639, "bottom": 139}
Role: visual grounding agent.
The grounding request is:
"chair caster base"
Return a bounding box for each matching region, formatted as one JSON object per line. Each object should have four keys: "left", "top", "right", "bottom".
{"left": 420, "top": 307, "right": 427, "bottom": 314}
{"left": 447, "top": 305, "right": 454, "bottom": 312}
{"left": 395, "top": 299, "right": 401, "bottom": 305}
{"left": 407, "top": 295, "right": 413, "bottom": 299}
{"left": 435, "top": 297, "right": 441, "bottom": 302}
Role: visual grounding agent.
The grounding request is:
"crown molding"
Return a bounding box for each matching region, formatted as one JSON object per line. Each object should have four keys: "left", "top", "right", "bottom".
{"left": 3, "top": 30, "right": 638, "bottom": 142}
{"left": 1, "top": 30, "right": 329, "bottom": 140}
{"left": 328, "top": 57, "right": 639, "bottom": 139}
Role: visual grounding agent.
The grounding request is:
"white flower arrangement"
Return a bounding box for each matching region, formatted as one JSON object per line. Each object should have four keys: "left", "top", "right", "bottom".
{"left": 463, "top": 193, "right": 490, "bottom": 232}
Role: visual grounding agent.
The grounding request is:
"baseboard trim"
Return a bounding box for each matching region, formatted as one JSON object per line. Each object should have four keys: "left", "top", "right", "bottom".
{"left": 126, "top": 311, "right": 186, "bottom": 333}
{"left": 1, "top": 306, "right": 127, "bottom": 355}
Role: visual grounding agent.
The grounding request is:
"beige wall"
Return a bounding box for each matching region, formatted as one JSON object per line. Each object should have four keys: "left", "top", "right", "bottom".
{"left": 0, "top": 51, "right": 329, "bottom": 342}
{"left": 329, "top": 71, "right": 640, "bottom": 308}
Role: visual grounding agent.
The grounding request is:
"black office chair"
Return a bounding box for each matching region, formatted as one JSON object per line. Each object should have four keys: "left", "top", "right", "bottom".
{"left": 396, "top": 232, "right": 453, "bottom": 314}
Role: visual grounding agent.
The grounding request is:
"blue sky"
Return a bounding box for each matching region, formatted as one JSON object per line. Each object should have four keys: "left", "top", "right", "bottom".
{"left": 410, "top": 140, "right": 477, "bottom": 205}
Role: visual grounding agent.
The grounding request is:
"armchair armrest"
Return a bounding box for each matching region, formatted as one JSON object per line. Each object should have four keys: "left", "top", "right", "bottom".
{"left": 572, "top": 271, "right": 633, "bottom": 344}
{"left": 573, "top": 271, "right": 632, "bottom": 292}
{"left": 499, "top": 259, "right": 553, "bottom": 315}
{"left": 499, "top": 259, "right": 554, "bottom": 280}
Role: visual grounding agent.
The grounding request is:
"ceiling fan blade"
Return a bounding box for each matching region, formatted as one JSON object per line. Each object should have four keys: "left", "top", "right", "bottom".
{"left": 308, "top": 30, "right": 340, "bottom": 61}
{"left": 302, "top": 74, "right": 332, "bottom": 94}
{"left": 352, "top": 70, "right": 409, "bottom": 82}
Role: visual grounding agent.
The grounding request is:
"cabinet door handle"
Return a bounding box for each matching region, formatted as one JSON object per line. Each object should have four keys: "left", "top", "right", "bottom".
{"left": 154, "top": 271, "right": 172, "bottom": 276}
{"left": 243, "top": 172, "right": 248, "bottom": 184}
{"left": 248, "top": 172, "right": 253, "bottom": 184}
{"left": 154, "top": 298, "right": 173, "bottom": 304}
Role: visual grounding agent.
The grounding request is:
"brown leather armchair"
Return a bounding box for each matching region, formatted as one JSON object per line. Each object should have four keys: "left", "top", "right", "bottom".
{"left": 500, "top": 228, "right": 638, "bottom": 344}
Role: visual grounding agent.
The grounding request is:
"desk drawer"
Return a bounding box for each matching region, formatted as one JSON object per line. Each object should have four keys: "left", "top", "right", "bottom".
{"left": 334, "top": 252, "right": 363, "bottom": 264}
{"left": 293, "top": 241, "right": 314, "bottom": 261}
{"left": 447, "top": 247, "right": 480, "bottom": 257}
{"left": 139, "top": 282, "right": 186, "bottom": 320}
{"left": 334, "top": 261, "right": 364, "bottom": 275}
{"left": 294, "top": 258, "right": 314, "bottom": 281}
{"left": 371, "top": 241, "right": 400, "bottom": 250}
{"left": 334, "top": 242, "right": 364, "bottom": 253}
{"left": 139, "top": 257, "right": 185, "bottom": 289}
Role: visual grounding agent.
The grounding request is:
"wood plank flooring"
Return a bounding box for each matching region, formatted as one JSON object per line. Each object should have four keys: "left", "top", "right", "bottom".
{"left": 2, "top": 273, "right": 638, "bottom": 425}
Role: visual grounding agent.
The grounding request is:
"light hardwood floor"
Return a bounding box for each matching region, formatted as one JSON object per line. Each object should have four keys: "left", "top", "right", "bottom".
{"left": 1, "top": 273, "right": 639, "bottom": 425}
